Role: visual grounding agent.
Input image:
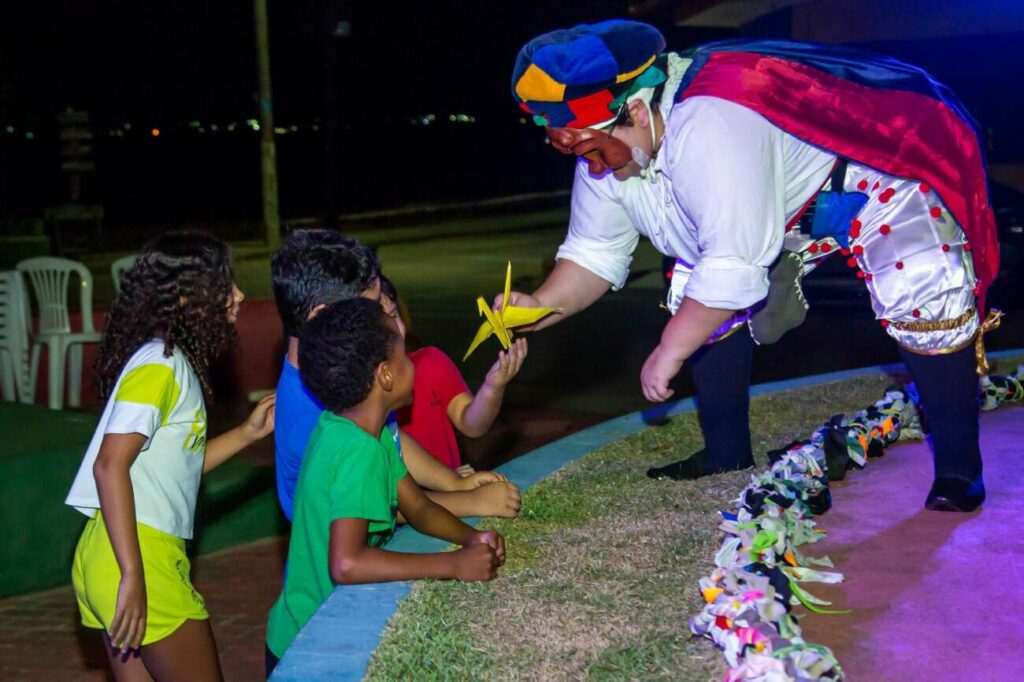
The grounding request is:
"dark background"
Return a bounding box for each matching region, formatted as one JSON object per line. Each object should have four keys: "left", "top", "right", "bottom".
{"left": 2, "top": 1, "right": 1023, "bottom": 242}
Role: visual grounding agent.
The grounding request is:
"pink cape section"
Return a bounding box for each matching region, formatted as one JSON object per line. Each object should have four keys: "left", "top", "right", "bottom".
{"left": 682, "top": 51, "right": 999, "bottom": 304}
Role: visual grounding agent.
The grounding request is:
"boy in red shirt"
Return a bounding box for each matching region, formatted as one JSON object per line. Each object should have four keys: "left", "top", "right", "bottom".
{"left": 381, "top": 276, "right": 527, "bottom": 473}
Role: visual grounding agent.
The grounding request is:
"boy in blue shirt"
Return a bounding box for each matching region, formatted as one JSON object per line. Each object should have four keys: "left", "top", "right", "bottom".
{"left": 271, "top": 229, "right": 521, "bottom": 521}
{"left": 266, "top": 298, "right": 505, "bottom": 672}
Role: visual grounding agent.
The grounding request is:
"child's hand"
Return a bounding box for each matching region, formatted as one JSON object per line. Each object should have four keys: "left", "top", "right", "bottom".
{"left": 467, "top": 529, "right": 506, "bottom": 565}
{"left": 470, "top": 481, "right": 522, "bottom": 518}
{"left": 460, "top": 470, "right": 508, "bottom": 489}
{"left": 456, "top": 464, "right": 477, "bottom": 478}
{"left": 483, "top": 338, "right": 528, "bottom": 391}
{"left": 241, "top": 393, "right": 276, "bottom": 442}
{"left": 452, "top": 543, "right": 500, "bottom": 581}
{"left": 110, "top": 573, "right": 147, "bottom": 651}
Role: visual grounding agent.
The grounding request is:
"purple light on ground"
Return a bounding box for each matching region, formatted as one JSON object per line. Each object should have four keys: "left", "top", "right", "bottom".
{"left": 800, "top": 406, "right": 1024, "bottom": 681}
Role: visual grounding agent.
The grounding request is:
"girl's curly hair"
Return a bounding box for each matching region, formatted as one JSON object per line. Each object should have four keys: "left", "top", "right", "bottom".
{"left": 95, "top": 232, "right": 236, "bottom": 400}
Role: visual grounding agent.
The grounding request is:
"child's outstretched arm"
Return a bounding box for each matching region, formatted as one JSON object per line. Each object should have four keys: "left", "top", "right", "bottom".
{"left": 93, "top": 432, "right": 149, "bottom": 651}
{"left": 398, "top": 430, "right": 521, "bottom": 518}
{"left": 399, "top": 430, "right": 507, "bottom": 491}
{"left": 449, "top": 338, "right": 528, "bottom": 438}
{"left": 328, "top": 476, "right": 504, "bottom": 585}
{"left": 204, "top": 393, "right": 276, "bottom": 473}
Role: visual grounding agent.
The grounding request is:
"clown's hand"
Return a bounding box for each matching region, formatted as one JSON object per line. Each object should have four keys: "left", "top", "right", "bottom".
{"left": 641, "top": 344, "right": 685, "bottom": 403}
{"left": 492, "top": 290, "right": 541, "bottom": 313}
{"left": 491, "top": 291, "right": 549, "bottom": 333}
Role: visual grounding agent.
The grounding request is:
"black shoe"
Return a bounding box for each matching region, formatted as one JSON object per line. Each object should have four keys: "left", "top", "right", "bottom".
{"left": 925, "top": 476, "right": 986, "bottom": 512}
{"left": 646, "top": 450, "right": 755, "bottom": 481}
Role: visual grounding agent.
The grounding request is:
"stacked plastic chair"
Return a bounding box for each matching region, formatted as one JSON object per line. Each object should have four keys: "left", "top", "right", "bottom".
{"left": 17, "top": 257, "right": 103, "bottom": 409}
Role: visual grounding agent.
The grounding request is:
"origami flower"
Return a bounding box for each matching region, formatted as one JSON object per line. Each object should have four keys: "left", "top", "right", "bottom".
{"left": 463, "top": 262, "right": 559, "bottom": 360}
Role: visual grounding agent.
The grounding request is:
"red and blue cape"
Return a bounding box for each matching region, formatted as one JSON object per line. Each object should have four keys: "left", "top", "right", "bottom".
{"left": 674, "top": 40, "right": 999, "bottom": 302}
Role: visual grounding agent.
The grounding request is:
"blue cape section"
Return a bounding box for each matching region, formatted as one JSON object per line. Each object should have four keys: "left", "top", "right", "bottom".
{"left": 675, "top": 39, "right": 981, "bottom": 134}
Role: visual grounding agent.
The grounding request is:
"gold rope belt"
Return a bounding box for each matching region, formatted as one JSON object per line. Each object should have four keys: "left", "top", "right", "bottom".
{"left": 890, "top": 306, "right": 977, "bottom": 332}
{"left": 895, "top": 307, "right": 1004, "bottom": 375}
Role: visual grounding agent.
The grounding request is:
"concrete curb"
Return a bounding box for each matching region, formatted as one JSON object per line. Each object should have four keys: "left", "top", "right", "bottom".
{"left": 271, "top": 349, "right": 1024, "bottom": 681}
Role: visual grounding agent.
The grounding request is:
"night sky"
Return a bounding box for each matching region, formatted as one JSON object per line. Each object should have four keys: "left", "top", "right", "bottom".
{"left": 2, "top": 1, "right": 1022, "bottom": 232}
{"left": 0, "top": 2, "right": 636, "bottom": 225}
{"left": 1, "top": 2, "right": 639, "bottom": 129}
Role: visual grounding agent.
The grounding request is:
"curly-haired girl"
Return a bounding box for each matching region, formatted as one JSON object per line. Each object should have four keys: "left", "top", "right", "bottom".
{"left": 65, "top": 232, "right": 275, "bottom": 681}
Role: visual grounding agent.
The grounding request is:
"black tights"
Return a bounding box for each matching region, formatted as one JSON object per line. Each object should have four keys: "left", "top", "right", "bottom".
{"left": 899, "top": 344, "right": 983, "bottom": 480}
{"left": 690, "top": 327, "right": 755, "bottom": 470}
{"left": 647, "top": 328, "right": 754, "bottom": 479}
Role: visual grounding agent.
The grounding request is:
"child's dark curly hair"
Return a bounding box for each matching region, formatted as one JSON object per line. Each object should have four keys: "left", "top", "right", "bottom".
{"left": 299, "top": 298, "right": 399, "bottom": 413}
{"left": 95, "top": 232, "right": 235, "bottom": 400}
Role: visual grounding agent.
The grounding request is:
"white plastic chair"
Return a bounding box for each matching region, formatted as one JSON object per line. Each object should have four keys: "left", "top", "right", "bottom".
{"left": 110, "top": 254, "right": 137, "bottom": 295}
{"left": 17, "top": 257, "right": 103, "bottom": 409}
{"left": 0, "top": 271, "right": 38, "bottom": 403}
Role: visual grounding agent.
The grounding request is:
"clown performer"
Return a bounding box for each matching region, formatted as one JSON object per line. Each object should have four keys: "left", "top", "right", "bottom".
{"left": 499, "top": 20, "right": 1001, "bottom": 511}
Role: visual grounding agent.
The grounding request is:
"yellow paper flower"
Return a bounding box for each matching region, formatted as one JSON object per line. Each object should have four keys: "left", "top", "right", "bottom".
{"left": 463, "top": 262, "right": 559, "bottom": 360}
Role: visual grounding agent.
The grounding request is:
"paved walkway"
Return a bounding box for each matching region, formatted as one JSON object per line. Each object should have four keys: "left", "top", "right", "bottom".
{"left": 0, "top": 536, "right": 286, "bottom": 682}
{"left": 800, "top": 405, "right": 1024, "bottom": 682}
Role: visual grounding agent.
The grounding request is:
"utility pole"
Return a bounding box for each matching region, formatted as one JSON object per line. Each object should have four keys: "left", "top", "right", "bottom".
{"left": 323, "top": 0, "right": 351, "bottom": 230}
{"left": 254, "top": 0, "right": 281, "bottom": 248}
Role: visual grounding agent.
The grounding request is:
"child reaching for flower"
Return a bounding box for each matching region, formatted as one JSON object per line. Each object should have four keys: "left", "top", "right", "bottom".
{"left": 265, "top": 298, "right": 504, "bottom": 673}
{"left": 65, "top": 232, "right": 275, "bottom": 681}
{"left": 270, "top": 229, "right": 521, "bottom": 521}
{"left": 379, "top": 275, "right": 527, "bottom": 475}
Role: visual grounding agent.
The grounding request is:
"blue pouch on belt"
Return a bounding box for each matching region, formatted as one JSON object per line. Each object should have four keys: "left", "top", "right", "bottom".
{"left": 809, "top": 159, "right": 868, "bottom": 249}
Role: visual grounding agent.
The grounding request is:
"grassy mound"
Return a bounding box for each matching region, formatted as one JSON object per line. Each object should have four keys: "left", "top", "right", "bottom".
{"left": 367, "top": 374, "right": 909, "bottom": 681}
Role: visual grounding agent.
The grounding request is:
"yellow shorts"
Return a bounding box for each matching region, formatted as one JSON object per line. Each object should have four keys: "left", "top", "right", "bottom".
{"left": 71, "top": 512, "right": 208, "bottom": 646}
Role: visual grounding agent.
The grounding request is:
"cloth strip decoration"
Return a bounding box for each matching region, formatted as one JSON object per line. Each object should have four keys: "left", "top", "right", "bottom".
{"left": 981, "top": 364, "right": 1023, "bottom": 411}
{"left": 690, "top": 367, "right": 1023, "bottom": 681}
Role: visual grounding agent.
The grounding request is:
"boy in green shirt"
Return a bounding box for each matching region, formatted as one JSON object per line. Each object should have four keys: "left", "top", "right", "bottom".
{"left": 266, "top": 298, "right": 505, "bottom": 673}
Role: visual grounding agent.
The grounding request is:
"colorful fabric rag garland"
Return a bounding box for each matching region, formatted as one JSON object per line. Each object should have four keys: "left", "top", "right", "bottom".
{"left": 981, "top": 365, "right": 1024, "bottom": 411}
{"left": 691, "top": 366, "right": 1023, "bottom": 681}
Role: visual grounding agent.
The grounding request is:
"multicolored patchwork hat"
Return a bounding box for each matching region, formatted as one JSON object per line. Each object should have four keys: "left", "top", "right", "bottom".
{"left": 512, "top": 19, "right": 667, "bottom": 129}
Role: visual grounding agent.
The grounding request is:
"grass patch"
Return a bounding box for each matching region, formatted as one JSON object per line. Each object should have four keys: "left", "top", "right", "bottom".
{"left": 366, "top": 361, "right": 1021, "bottom": 680}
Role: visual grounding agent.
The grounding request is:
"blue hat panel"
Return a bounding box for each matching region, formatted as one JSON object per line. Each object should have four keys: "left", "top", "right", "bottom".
{"left": 598, "top": 21, "right": 666, "bottom": 73}
{"left": 531, "top": 34, "right": 618, "bottom": 88}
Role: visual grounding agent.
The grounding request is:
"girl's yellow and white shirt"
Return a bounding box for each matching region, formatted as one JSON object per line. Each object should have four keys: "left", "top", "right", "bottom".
{"left": 66, "top": 339, "right": 207, "bottom": 539}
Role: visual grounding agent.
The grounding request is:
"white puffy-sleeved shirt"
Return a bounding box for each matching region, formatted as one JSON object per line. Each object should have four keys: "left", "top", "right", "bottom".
{"left": 65, "top": 340, "right": 208, "bottom": 539}
{"left": 556, "top": 96, "right": 837, "bottom": 309}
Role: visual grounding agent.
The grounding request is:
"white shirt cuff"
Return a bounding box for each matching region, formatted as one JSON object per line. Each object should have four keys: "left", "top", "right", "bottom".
{"left": 555, "top": 242, "right": 633, "bottom": 291}
{"left": 684, "top": 257, "right": 769, "bottom": 309}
